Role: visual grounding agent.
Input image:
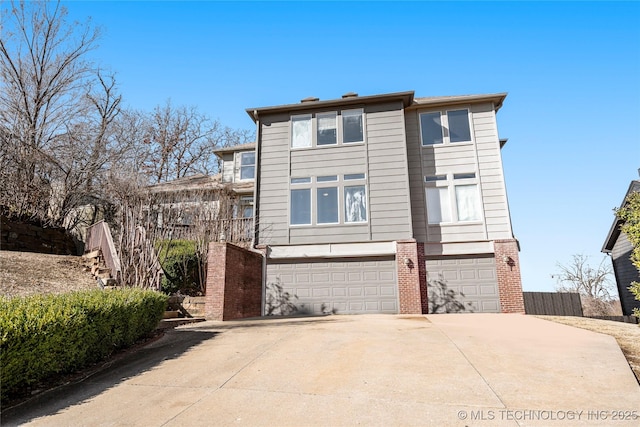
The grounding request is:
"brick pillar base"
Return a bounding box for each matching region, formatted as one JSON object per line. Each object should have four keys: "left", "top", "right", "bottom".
{"left": 205, "top": 242, "right": 263, "bottom": 321}
{"left": 396, "top": 240, "right": 426, "bottom": 314}
{"left": 494, "top": 239, "right": 525, "bottom": 314}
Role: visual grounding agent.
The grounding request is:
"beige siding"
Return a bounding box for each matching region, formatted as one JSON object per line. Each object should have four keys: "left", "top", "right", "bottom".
{"left": 256, "top": 118, "right": 290, "bottom": 245}
{"left": 366, "top": 103, "right": 412, "bottom": 241}
{"left": 471, "top": 103, "right": 512, "bottom": 240}
{"left": 257, "top": 101, "right": 411, "bottom": 246}
{"left": 221, "top": 153, "right": 234, "bottom": 183}
{"left": 406, "top": 102, "right": 513, "bottom": 247}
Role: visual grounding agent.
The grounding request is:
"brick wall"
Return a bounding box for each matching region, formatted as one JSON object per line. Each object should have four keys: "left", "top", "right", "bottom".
{"left": 396, "top": 240, "right": 424, "bottom": 314}
{"left": 494, "top": 239, "right": 525, "bottom": 313}
{"left": 205, "top": 242, "right": 263, "bottom": 321}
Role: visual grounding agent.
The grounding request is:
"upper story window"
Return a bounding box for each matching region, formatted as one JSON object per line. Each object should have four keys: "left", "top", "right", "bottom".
{"left": 240, "top": 152, "right": 255, "bottom": 180}
{"left": 291, "top": 109, "right": 364, "bottom": 149}
{"left": 342, "top": 109, "right": 364, "bottom": 143}
{"left": 420, "top": 109, "right": 471, "bottom": 146}
{"left": 425, "top": 172, "right": 481, "bottom": 224}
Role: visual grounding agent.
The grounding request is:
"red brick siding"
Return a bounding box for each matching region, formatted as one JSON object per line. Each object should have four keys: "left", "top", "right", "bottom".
{"left": 396, "top": 240, "right": 423, "bottom": 314}
{"left": 205, "top": 242, "right": 263, "bottom": 321}
{"left": 494, "top": 239, "right": 525, "bottom": 314}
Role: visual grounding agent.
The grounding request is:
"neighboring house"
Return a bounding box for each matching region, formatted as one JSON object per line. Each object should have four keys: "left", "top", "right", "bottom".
{"left": 145, "top": 142, "right": 256, "bottom": 244}
{"left": 602, "top": 179, "right": 640, "bottom": 316}
{"left": 246, "top": 90, "right": 525, "bottom": 315}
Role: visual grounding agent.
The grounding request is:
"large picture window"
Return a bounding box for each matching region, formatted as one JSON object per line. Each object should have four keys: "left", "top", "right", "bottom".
{"left": 420, "top": 109, "right": 471, "bottom": 146}
{"left": 289, "top": 174, "right": 367, "bottom": 226}
{"left": 425, "top": 172, "right": 481, "bottom": 224}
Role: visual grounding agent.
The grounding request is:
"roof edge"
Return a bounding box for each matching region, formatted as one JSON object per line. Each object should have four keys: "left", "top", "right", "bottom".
{"left": 602, "top": 180, "right": 640, "bottom": 252}
{"left": 246, "top": 91, "right": 415, "bottom": 122}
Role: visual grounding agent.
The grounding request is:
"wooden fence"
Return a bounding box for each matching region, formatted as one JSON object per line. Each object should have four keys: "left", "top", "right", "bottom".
{"left": 523, "top": 292, "right": 583, "bottom": 316}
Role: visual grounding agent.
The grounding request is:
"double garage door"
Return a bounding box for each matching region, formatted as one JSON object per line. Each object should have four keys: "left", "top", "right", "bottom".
{"left": 266, "top": 257, "right": 398, "bottom": 315}
{"left": 425, "top": 255, "right": 499, "bottom": 313}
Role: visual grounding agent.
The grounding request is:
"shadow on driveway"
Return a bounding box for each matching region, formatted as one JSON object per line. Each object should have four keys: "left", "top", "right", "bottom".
{"left": 1, "top": 329, "right": 218, "bottom": 426}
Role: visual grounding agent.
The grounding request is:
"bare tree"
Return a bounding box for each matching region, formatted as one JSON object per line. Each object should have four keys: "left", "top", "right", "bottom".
{"left": 0, "top": 0, "right": 124, "bottom": 228}
{"left": 141, "top": 101, "right": 253, "bottom": 184}
{"left": 554, "top": 254, "right": 618, "bottom": 316}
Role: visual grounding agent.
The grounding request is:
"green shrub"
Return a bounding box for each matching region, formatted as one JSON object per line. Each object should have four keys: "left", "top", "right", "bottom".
{"left": 0, "top": 288, "right": 167, "bottom": 404}
{"left": 157, "top": 239, "right": 200, "bottom": 295}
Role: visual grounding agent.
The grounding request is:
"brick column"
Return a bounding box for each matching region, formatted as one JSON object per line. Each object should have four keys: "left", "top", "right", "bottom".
{"left": 396, "top": 240, "right": 425, "bottom": 314}
{"left": 494, "top": 239, "right": 525, "bottom": 314}
{"left": 205, "top": 242, "right": 263, "bottom": 321}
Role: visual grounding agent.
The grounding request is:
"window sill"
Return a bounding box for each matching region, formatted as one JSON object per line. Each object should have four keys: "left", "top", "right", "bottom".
{"left": 290, "top": 222, "right": 368, "bottom": 228}
{"left": 428, "top": 221, "right": 484, "bottom": 227}
{"left": 290, "top": 142, "right": 365, "bottom": 151}
{"left": 422, "top": 141, "right": 474, "bottom": 148}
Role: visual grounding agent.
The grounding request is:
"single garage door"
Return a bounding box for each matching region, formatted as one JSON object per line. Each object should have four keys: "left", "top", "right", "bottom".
{"left": 425, "top": 255, "right": 499, "bottom": 313}
{"left": 266, "top": 257, "right": 397, "bottom": 315}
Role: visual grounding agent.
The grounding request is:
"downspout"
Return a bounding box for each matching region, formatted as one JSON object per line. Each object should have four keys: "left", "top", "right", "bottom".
{"left": 251, "top": 110, "right": 268, "bottom": 316}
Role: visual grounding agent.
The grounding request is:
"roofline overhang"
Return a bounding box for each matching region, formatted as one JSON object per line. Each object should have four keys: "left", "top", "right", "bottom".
{"left": 407, "top": 92, "right": 508, "bottom": 113}
{"left": 602, "top": 180, "right": 640, "bottom": 252}
{"left": 246, "top": 91, "right": 415, "bottom": 122}
{"left": 213, "top": 142, "right": 256, "bottom": 158}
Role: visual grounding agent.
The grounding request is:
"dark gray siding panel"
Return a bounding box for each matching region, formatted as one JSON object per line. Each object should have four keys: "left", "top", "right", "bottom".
{"left": 611, "top": 233, "right": 640, "bottom": 316}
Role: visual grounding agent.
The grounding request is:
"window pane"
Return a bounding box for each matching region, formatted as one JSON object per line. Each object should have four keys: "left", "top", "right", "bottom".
{"left": 291, "top": 189, "right": 311, "bottom": 225}
{"left": 455, "top": 184, "right": 481, "bottom": 221}
{"left": 317, "top": 112, "right": 337, "bottom": 146}
{"left": 345, "top": 185, "right": 367, "bottom": 223}
{"left": 344, "top": 173, "right": 365, "bottom": 180}
{"left": 317, "top": 187, "right": 338, "bottom": 223}
{"left": 425, "top": 175, "right": 447, "bottom": 182}
{"left": 343, "top": 110, "right": 363, "bottom": 143}
{"left": 453, "top": 172, "right": 476, "bottom": 180}
{"left": 292, "top": 115, "right": 311, "bottom": 148}
{"left": 291, "top": 177, "right": 311, "bottom": 184}
{"left": 240, "top": 165, "right": 255, "bottom": 180}
{"left": 448, "top": 109, "right": 471, "bottom": 143}
{"left": 241, "top": 152, "right": 255, "bottom": 166}
{"left": 420, "top": 112, "right": 443, "bottom": 145}
{"left": 426, "top": 187, "right": 451, "bottom": 224}
{"left": 317, "top": 175, "right": 337, "bottom": 182}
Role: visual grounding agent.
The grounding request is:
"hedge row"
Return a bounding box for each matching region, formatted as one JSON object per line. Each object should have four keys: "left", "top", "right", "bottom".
{"left": 0, "top": 288, "right": 168, "bottom": 404}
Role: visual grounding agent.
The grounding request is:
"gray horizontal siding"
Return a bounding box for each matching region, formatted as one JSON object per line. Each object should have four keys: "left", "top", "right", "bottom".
{"left": 257, "top": 119, "right": 290, "bottom": 245}
{"left": 366, "top": 103, "right": 412, "bottom": 241}
{"left": 611, "top": 233, "right": 640, "bottom": 316}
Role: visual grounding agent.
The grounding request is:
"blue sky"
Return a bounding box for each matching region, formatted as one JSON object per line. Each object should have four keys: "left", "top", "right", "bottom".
{"left": 61, "top": 1, "right": 639, "bottom": 292}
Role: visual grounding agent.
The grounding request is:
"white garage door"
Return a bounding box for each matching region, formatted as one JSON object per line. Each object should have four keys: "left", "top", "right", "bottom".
{"left": 266, "top": 257, "right": 397, "bottom": 315}
{"left": 426, "top": 255, "right": 499, "bottom": 313}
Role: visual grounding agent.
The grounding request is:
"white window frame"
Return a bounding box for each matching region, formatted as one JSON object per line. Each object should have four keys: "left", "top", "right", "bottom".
{"left": 288, "top": 173, "right": 368, "bottom": 226}
{"left": 425, "top": 172, "right": 482, "bottom": 225}
{"left": 239, "top": 151, "right": 255, "bottom": 181}
{"left": 290, "top": 177, "right": 312, "bottom": 226}
{"left": 290, "top": 109, "right": 365, "bottom": 150}
{"left": 419, "top": 108, "right": 473, "bottom": 146}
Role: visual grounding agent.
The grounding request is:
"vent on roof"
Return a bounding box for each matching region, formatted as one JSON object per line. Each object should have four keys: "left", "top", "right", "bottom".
{"left": 342, "top": 92, "right": 358, "bottom": 98}
{"left": 301, "top": 96, "right": 319, "bottom": 103}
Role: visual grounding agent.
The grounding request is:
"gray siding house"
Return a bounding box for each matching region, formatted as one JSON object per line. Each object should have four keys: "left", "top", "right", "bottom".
{"left": 246, "top": 91, "right": 525, "bottom": 315}
{"left": 602, "top": 180, "right": 640, "bottom": 316}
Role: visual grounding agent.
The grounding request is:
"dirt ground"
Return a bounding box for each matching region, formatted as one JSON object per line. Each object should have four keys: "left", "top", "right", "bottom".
{"left": 0, "top": 250, "right": 98, "bottom": 298}
{"left": 541, "top": 315, "right": 640, "bottom": 383}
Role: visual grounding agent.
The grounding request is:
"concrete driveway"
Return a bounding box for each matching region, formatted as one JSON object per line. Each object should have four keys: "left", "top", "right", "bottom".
{"left": 3, "top": 314, "right": 640, "bottom": 426}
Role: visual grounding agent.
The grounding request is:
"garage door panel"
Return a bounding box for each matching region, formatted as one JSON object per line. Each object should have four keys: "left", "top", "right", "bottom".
{"left": 427, "top": 255, "right": 499, "bottom": 314}
{"left": 266, "top": 257, "right": 397, "bottom": 315}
